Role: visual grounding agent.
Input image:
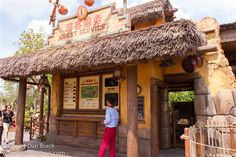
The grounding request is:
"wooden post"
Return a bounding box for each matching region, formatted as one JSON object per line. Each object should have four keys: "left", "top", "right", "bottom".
{"left": 196, "top": 131, "right": 202, "bottom": 157}
{"left": 15, "top": 78, "right": 27, "bottom": 145}
{"left": 49, "top": 0, "right": 60, "bottom": 26}
{"left": 172, "top": 111, "right": 177, "bottom": 148}
{"left": 29, "top": 117, "right": 32, "bottom": 140}
{"left": 39, "top": 87, "right": 46, "bottom": 139}
{"left": 150, "top": 78, "right": 159, "bottom": 156}
{"left": 123, "top": 0, "right": 127, "bottom": 13}
{"left": 127, "top": 65, "right": 138, "bottom": 157}
{"left": 184, "top": 128, "right": 190, "bottom": 157}
{"left": 46, "top": 86, "right": 51, "bottom": 132}
{"left": 230, "top": 128, "right": 235, "bottom": 156}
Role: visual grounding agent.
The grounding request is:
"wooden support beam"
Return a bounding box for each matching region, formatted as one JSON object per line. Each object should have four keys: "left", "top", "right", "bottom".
{"left": 197, "top": 44, "right": 218, "bottom": 54}
{"left": 221, "top": 30, "right": 236, "bottom": 43}
{"left": 164, "top": 73, "right": 200, "bottom": 84}
{"left": 127, "top": 65, "right": 138, "bottom": 157}
{"left": 15, "top": 78, "right": 27, "bottom": 145}
{"left": 3, "top": 78, "right": 38, "bottom": 85}
{"left": 231, "top": 66, "right": 236, "bottom": 74}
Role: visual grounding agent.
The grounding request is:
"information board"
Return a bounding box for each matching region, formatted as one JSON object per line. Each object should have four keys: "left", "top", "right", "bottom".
{"left": 63, "top": 78, "right": 77, "bottom": 109}
{"left": 79, "top": 76, "right": 100, "bottom": 109}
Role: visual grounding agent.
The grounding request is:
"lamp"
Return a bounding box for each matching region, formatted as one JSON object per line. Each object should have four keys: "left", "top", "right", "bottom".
{"left": 38, "top": 75, "right": 49, "bottom": 87}
{"left": 181, "top": 55, "right": 204, "bottom": 73}
{"left": 112, "top": 69, "right": 125, "bottom": 82}
{"left": 58, "top": 5, "right": 68, "bottom": 15}
{"left": 84, "top": 0, "right": 95, "bottom": 6}
{"left": 159, "top": 58, "right": 175, "bottom": 68}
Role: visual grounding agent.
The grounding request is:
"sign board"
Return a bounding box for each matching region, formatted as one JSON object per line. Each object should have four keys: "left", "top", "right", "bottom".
{"left": 63, "top": 78, "right": 77, "bottom": 109}
{"left": 48, "top": 3, "right": 130, "bottom": 46}
{"left": 79, "top": 76, "right": 100, "bottom": 109}
{"left": 138, "top": 96, "right": 144, "bottom": 120}
{"left": 102, "top": 74, "right": 119, "bottom": 109}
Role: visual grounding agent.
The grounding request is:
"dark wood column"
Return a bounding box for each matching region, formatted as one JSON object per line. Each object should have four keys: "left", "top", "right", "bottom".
{"left": 127, "top": 65, "right": 138, "bottom": 157}
{"left": 15, "top": 78, "right": 27, "bottom": 145}
{"left": 150, "top": 78, "right": 159, "bottom": 157}
{"left": 39, "top": 87, "right": 46, "bottom": 138}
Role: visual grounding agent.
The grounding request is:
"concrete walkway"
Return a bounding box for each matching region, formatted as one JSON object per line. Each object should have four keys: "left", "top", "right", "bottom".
{"left": 3, "top": 131, "right": 184, "bottom": 157}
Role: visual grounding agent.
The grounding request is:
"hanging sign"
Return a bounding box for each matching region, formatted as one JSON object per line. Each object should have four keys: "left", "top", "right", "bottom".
{"left": 77, "top": 6, "right": 88, "bottom": 20}
{"left": 63, "top": 78, "right": 77, "bottom": 109}
{"left": 79, "top": 76, "right": 100, "bottom": 109}
{"left": 48, "top": 3, "right": 130, "bottom": 46}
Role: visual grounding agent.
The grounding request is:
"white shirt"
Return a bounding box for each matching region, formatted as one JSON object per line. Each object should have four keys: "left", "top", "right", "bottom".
{"left": 104, "top": 107, "right": 119, "bottom": 128}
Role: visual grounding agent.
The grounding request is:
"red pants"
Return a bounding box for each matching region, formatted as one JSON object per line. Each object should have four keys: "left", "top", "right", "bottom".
{"left": 98, "top": 127, "right": 116, "bottom": 157}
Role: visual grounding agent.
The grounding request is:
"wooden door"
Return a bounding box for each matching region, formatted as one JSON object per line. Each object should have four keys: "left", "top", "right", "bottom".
{"left": 150, "top": 78, "right": 167, "bottom": 157}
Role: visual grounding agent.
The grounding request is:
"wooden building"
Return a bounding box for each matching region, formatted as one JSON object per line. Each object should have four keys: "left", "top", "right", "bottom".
{"left": 0, "top": 0, "right": 235, "bottom": 156}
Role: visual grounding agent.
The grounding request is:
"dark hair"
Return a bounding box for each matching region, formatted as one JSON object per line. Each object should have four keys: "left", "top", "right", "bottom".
{"left": 6, "top": 105, "right": 11, "bottom": 109}
{"left": 106, "top": 97, "right": 114, "bottom": 106}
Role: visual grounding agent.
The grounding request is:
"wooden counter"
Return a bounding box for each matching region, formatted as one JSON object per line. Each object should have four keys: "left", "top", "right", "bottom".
{"left": 55, "top": 115, "right": 105, "bottom": 139}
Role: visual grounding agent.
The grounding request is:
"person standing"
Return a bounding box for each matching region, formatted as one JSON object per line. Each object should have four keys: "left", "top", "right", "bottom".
{"left": 0, "top": 107, "right": 4, "bottom": 152}
{"left": 98, "top": 98, "right": 119, "bottom": 157}
{"left": 3, "top": 105, "right": 14, "bottom": 144}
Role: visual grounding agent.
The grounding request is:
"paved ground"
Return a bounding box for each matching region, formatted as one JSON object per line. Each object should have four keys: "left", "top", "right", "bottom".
{"left": 2, "top": 131, "right": 184, "bottom": 157}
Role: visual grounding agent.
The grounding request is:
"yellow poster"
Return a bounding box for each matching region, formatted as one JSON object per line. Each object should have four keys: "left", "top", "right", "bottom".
{"left": 79, "top": 76, "right": 100, "bottom": 109}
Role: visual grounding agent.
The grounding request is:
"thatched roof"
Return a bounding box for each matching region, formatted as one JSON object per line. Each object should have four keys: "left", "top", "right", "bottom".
{"left": 220, "top": 22, "right": 236, "bottom": 32}
{"left": 0, "top": 19, "right": 207, "bottom": 79}
{"left": 128, "top": 0, "right": 175, "bottom": 26}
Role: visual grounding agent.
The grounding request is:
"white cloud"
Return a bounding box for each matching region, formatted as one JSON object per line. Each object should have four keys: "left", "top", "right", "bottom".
{"left": 101, "top": 0, "right": 153, "bottom": 8}
{"left": 171, "top": 1, "right": 190, "bottom": 20}
{"left": 172, "top": 0, "right": 236, "bottom": 24}
{"left": 0, "top": 0, "right": 49, "bottom": 23}
{"left": 27, "top": 20, "right": 52, "bottom": 35}
{"left": 0, "top": 0, "right": 82, "bottom": 23}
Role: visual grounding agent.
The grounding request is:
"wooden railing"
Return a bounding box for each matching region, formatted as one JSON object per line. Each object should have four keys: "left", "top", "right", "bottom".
{"left": 29, "top": 117, "right": 47, "bottom": 140}
{"left": 181, "top": 118, "right": 236, "bottom": 157}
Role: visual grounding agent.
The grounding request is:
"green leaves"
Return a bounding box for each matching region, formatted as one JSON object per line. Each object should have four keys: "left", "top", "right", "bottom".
{"left": 169, "top": 91, "right": 194, "bottom": 108}
{"left": 15, "top": 28, "right": 46, "bottom": 55}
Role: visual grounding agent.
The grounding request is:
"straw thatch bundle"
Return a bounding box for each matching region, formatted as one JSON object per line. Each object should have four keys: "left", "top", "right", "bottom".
{"left": 128, "top": 0, "right": 174, "bottom": 25}
{"left": 0, "top": 19, "right": 206, "bottom": 79}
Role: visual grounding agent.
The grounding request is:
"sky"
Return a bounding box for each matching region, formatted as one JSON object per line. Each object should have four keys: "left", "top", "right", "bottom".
{"left": 0, "top": 0, "right": 236, "bottom": 59}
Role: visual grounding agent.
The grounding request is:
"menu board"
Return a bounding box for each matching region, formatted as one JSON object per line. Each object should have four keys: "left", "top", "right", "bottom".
{"left": 138, "top": 96, "right": 144, "bottom": 120}
{"left": 63, "top": 78, "right": 77, "bottom": 109}
{"left": 79, "top": 76, "right": 100, "bottom": 109}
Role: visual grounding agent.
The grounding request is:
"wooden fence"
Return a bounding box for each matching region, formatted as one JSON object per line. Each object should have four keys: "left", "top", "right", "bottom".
{"left": 181, "top": 118, "right": 236, "bottom": 157}
{"left": 29, "top": 116, "right": 47, "bottom": 140}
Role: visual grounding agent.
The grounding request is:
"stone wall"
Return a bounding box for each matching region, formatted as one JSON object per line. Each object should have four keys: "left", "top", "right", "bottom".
{"left": 118, "top": 125, "right": 152, "bottom": 157}
{"left": 196, "top": 17, "right": 236, "bottom": 97}
{"left": 194, "top": 17, "right": 236, "bottom": 119}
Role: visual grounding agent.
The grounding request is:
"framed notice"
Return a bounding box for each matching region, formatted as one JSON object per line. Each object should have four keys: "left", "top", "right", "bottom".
{"left": 138, "top": 96, "right": 144, "bottom": 120}
{"left": 102, "top": 74, "right": 119, "bottom": 109}
{"left": 63, "top": 78, "right": 77, "bottom": 109}
{"left": 79, "top": 76, "right": 100, "bottom": 109}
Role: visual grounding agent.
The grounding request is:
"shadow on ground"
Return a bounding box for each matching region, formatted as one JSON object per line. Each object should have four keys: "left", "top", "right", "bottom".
{"left": 3, "top": 132, "right": 184, "bottom": 157}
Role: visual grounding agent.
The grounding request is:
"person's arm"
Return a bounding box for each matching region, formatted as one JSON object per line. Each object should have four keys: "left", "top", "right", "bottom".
{"left": 11, "top": 112, "right": 15, "bottom": 118}
{"left": 104, "top": 109, "right": 112, "bottom": 125}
